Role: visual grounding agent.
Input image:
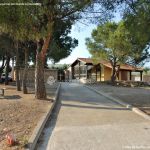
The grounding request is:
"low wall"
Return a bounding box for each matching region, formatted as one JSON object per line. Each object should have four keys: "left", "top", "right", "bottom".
{"left": 131, "top": 75, "right": 150, "bottom": 82}
{"left": 131, "top": 75, "right": 141, "bottom": 81}
{"left": 14, "top": 68, "right": 58, "bottom": 84}
{"left": 143, "top": 75, "right": 150, "bottom": 82}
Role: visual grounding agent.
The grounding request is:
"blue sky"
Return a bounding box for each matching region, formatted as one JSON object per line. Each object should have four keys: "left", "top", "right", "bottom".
{"left": 58, "top": 23, "right": 96, "bottom": 64}
{"left": 58, "top": 19, "right": 150, "bottom": 67}
{"left": 57, "top": 12, "right": 122, "bottom": 65}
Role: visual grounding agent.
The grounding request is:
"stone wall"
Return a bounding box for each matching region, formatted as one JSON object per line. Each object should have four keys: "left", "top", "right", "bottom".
{"left": 14, "top": 68, "right": 58, "bottom": 84}
{"left": 143, "top": 75, "right": 150, "bottom": 82}
{"left": 131, "top": 75, "right": 141, "bottom": 81}
{"left": 131, "top": 75, "right": 150, "bottom": 82}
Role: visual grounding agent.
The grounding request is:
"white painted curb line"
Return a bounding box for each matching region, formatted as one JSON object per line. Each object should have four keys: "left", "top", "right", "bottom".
{"left": 26, "top": 83, "right": 61, "bottom": 150}
{"left": 132, "top": 107, "right": 150, "bottom": 121}
{"left": 85, "top": 85, "right": 150, "bottom": 121}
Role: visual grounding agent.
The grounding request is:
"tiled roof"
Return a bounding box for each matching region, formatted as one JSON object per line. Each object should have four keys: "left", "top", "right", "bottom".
{"left": 99, "top": 60, "right": 143, "bottom": 71}
{"left": 78, "top": 58, "right": 93, "bottom": 64}
{"left": 119, "top": 64, "right": 143, "bottom": 71}
{"left": 77, "top": 58, "right": 143, "bottom": 71}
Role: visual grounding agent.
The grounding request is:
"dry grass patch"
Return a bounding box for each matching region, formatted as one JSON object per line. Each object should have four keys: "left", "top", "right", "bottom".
{"left": 0, "top": 84, "right": 53, "bottom": 150}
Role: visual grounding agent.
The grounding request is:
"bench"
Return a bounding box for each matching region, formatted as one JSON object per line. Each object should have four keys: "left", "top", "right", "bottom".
{"left": 0, "top": 88, "right": 5, "bottom": 96}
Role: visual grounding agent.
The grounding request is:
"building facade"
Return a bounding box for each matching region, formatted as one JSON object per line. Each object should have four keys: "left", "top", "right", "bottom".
{"left": 65, "top": 58, "right": 143, "bottom": 82}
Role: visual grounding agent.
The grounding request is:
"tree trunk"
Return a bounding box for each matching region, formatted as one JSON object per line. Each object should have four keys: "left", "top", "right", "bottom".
{"left": 5, "top": 55, "right": 10, "bottom": 85}
{"left": 0, "top": 56, "right": 5, "bottom": 80}
{"left": 11, "top": 57, "right": 15, "bottom": 81}
{"left": 111, "top": 65, "right": 116, "bottom": 85}
{"left": 110, "top": 59, "right": 117, "bottom": 85}
{"left": 16, "top": 42, "right": 21, "bottom": 91}
{"left": 35, "top": 33, "right": 51, "bottom": 99}
{"left": 22, "top": 48, "right": 29, "bottom": 94}
{"left": 35, "top": 53, "right": 46, "bottom": 99}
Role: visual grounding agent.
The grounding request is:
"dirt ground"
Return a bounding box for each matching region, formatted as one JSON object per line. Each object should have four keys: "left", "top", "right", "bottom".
{"left": 87, "top": 83, "right": 150, "bottom": 115}
{"left": 0, "top": 83, "right": 57, "bottom": 150}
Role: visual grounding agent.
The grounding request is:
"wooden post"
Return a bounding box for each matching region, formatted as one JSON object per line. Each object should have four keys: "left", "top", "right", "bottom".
{"left": 117, "top": 70, "right": 119, "bottom": 80}
{"left": 71, "top": 67, "right": 74, "bottom": 79}
{"left": 0, "top": 89, "right": 4, "bottom": 96}
{"left": 99, "top": 65, "right": 101, "bottom": 81}
{"left": 86, "top": 65, "right": 88, "bottom": 79}
{"left": 140, "top": 71, "right": 143, "bottom": 81}
{"left": 79, "top": 61, "right": 80, "bottom": 79}
{"left": 96, "top": 66, "right": 97, "bottom": 81}
{"left": 130, "top": 71, "right": 132, "bottom": 80}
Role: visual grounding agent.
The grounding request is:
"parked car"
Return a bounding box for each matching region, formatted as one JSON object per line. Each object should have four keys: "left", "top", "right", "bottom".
{"left": 0, "top": 73, "right": 12, "bottom": 83}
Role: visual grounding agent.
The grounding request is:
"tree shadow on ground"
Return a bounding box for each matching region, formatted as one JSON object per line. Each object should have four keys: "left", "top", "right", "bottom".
{"left": 0, "top": 95, "right": 22, "bottom": 100}
{"left": 35, "top": 89, "right": 62, "bottom": 150}
{"left": 62, "top": 103, "right": 130, "bottom": 111}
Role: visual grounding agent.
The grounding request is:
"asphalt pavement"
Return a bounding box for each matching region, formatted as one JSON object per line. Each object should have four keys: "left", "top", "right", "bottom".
{"left": 36, "top": 83, "right": 150, "bottom": 150}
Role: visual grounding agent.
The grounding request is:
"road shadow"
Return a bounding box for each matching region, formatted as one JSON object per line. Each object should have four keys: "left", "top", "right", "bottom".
{"left": 62, "top": 103, "right": 129, "bottom": 111}
{"left": 35, "top": 87, "right": 62, "bottom": 150}
{"left": 60, "top": 83, "right": 123, "bottom": 109}
{"left": 0, "top": 95, "right": 21, "bottom": 100}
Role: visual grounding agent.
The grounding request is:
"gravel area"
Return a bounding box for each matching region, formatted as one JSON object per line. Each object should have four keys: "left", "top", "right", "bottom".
{"left": 87, "top": 83, "right": 150, "bottom": 115}
{"left": 0, "top": 83, "right": 58, "bottom": 150}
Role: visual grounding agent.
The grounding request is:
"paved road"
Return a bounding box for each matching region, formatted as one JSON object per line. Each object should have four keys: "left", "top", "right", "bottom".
{"left": 36, "top": 83, "right": 150, "bottom": 150}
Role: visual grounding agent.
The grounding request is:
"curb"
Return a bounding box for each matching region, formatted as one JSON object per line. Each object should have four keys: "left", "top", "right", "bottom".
{"left": 132, "top": 107, "right": 150, "bottom": 121}
{"left": 85, "top": 85, "right": 150, "bottom": 121}
{"left": 85, "top": 85, "right": 131, "bottom": 108}
{"left": 26, "top": 83, "right": 61, "bottom": 150}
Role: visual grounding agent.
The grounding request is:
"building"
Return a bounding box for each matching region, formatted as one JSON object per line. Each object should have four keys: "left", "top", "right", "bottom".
{"left": 66, "top": 58, "right": 143, "bottom": 82}
{"left": 14, "top": 68, "right": 58, "bottom": 83}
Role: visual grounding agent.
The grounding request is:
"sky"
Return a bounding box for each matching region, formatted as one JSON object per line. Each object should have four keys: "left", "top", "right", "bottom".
{"left": 57, "top": 23, "right": 96, "bottom": 64}
{"left": 57, "top": 12, "right": 122, "bottom": 65}
{"left": 57, "top": 19, "right": 150, "bottom": 67}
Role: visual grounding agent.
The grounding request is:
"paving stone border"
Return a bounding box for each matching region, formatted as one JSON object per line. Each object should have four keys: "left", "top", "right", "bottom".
{"left": 26, "top": 83, "right": 61, "bottom": 150}
{"left": 85, "top": 85, "right": 150, "bottom": 121}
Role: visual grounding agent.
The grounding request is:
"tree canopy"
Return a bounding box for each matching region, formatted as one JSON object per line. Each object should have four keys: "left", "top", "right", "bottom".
{"left": 123, "top": 0, "right": 150, "bottom": 65}
{"left": 86, "top": 22, "right": 132, "bottom": 64}
{"left": 0, "top": 0, "right": 149, "bottom": 97}
{"left": 86, "top": 21, "right": 143, "bottom": 82}
{"left": 0, "top": 0, "right": 94, "bottom": 99}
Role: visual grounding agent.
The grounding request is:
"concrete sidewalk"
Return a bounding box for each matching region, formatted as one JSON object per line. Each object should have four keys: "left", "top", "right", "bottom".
{"left": 36, "top": 83, "right": 150, "bottom": 150}
{"left": 86, "top": 83, "right": 150, "bottom": 115}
